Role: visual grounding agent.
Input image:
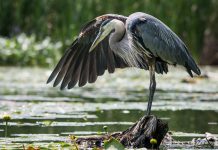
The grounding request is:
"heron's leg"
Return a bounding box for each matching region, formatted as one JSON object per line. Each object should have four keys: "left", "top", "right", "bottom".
{"left": 146, "top": 63, "right": 156, "bottom": 116}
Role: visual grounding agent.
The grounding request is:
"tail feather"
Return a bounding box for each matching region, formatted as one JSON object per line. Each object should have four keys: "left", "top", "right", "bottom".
{"left": 185, "top": 56, "right": 201, "bottom": 77}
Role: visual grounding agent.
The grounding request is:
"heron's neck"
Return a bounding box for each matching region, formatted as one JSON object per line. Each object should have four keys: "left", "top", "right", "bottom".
{"left": 109, "top": 20, "right": 126, "bottom": 50}
{"left": 108, "top": 20, "right": 141, "bottom": 68}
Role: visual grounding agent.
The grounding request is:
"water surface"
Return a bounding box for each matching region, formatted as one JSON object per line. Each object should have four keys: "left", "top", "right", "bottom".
{"left": 0, "top": 66, "right": 218, "bottom": 149}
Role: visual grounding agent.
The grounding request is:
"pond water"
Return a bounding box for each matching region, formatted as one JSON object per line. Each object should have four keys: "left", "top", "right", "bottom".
{"left": 0, "top": 66, "right": 218, "bottom": 149}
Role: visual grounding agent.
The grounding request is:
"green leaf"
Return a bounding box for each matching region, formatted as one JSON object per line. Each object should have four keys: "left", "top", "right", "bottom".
{"left": 60, "top": 142, "right": 71, "bottom": 147}
{"left": 104, "top": 138, "right": 124, "bottom": 150}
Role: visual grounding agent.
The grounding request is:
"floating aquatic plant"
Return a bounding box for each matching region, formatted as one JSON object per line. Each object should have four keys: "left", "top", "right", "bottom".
{"left": 2, "top": 113, "right": 11, "bottom": 137}
{"left": 104, "top": 138, "right": 124, "bottom": 150}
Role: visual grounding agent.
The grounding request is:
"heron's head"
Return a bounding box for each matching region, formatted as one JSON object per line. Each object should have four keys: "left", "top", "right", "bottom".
{"left": 89, "top": 19, "right": 115, "bottom": 52}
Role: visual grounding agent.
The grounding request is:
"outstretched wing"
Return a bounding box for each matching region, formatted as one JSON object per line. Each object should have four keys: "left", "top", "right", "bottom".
{"left": 128, "top": 12, "right": 201, "bottom": 77}
{"left": 47, "top": 14, "right": 141, "bottom": 89}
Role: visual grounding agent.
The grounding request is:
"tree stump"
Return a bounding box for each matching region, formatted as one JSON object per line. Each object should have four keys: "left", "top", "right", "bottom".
{"left": 76, "top": 115, "right": 168, "bottom": 149}
{"left": 112, "top": 115, "right": 168, "bottom": 148}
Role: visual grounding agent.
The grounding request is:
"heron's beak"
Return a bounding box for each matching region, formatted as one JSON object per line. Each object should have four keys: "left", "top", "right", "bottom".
{"left": 89, "top": 28, "right": 111, "bottom": 52}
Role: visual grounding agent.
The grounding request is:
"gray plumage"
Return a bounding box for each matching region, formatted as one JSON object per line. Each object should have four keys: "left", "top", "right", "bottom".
{"left": 127, "top": 12, "right": 200, "bottom": 76}
{"left": 47, "top": 12, "right": 201, "bottom": 115}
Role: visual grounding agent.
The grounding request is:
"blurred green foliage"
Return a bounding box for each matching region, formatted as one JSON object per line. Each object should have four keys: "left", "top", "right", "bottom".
{"left": 0, "top": 34, "right": 62, "bottom": 67}
{"left": 0, "top": 0, "right": 218, "bottom": 66}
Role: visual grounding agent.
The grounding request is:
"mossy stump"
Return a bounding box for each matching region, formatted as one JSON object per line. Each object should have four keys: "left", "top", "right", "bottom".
{"left": 76, "top": 115, "right": 168, "bottom": 149}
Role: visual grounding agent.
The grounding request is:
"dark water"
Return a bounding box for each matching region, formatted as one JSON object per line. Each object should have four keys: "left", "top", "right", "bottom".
{"left": 1, "top": 110, "right": 218, "bottom": 136}
{"left": 0, "top": 67, "right": 218, "bottom": 148}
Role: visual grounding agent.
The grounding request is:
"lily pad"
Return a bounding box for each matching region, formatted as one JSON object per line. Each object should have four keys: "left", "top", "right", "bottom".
{"left": 104, "top": 138, "right": 124, "bottom": 150}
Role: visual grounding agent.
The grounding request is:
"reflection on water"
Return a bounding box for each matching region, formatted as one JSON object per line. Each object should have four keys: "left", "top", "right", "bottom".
{"left": 0, "top": 67, "right": 218, "bottom": 148}
{"left": 1, "top": 110, "right": 218, "bottom": 137}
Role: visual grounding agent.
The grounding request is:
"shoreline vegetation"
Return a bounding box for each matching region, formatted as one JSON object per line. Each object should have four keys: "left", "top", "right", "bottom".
{"left": 0, "top": 34, "right": 63, "bottom": 67}
{"left": 1, "top": 0, "right": 218, "bottom": 66}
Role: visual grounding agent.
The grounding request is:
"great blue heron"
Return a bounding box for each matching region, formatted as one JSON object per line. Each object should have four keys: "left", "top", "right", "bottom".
{"left": 47, "top": 12, "right": 201, "bottom": 115}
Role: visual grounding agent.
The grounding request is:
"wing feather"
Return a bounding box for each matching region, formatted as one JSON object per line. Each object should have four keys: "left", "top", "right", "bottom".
{"left": 95, "top": 44, "right": 106, "bottom": 75}
{"left": 46, "top": 40, "right": 77, "bottom": 84}
{"left": 88, "top": 51, "right": 98, "bottom": 83}
{"left": 61, "top": 44, "right": 86, "bottom": 89}
{"left": 47, "top": 14, "right": 134, "bottom": 89}
{"left": 78, "top": 53, "right": 90, "bottom": 87}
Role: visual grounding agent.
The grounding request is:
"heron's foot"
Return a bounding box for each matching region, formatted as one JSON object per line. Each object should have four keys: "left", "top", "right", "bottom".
{"left": 146, "top": 112, "right": 151, "bottom": 116}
